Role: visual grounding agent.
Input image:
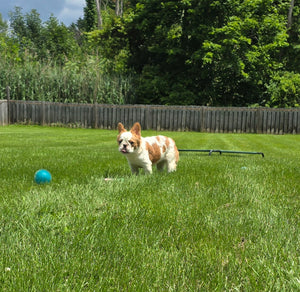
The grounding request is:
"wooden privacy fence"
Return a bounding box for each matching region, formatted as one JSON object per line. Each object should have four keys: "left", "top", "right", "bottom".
{"left": 0, "top": 99, "right": 299, "bottom": 134}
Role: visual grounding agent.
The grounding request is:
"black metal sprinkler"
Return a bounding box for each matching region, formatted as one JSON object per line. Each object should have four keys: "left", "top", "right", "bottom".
{"left": 178, "top": 149, "right": 264, "bottom": 158}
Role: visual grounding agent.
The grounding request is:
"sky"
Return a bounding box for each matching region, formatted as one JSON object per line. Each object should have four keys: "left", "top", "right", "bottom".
{"left": 0, "top": 0, "right": 86, "bottom": 26}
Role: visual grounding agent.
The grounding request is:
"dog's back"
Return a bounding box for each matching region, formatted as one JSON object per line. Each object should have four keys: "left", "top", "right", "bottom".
{"left": 143, "top": 135, "right": 179, "bottom": 171}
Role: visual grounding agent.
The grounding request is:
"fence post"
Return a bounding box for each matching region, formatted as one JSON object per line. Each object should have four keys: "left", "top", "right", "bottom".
{"left": 6, "top": 86, "right": 10, "bottom": 125}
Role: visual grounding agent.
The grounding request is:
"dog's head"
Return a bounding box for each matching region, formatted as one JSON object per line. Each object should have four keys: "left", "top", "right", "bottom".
{"left": 117, "top": 122, "right": 141, "bottom": 154}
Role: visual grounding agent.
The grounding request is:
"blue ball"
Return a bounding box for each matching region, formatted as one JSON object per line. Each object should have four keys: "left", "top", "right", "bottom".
{"left": 34, "top": 169, "right": 52, "bottom": 184}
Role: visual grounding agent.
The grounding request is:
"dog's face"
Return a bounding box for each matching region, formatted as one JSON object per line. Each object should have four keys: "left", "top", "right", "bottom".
{"left": 117, "top": 122, "right": 141, "bottom": 154}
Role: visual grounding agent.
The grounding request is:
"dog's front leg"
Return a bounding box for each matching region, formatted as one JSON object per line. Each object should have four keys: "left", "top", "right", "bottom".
{"left": 143, "top": 163, "right": 153, "bottom": 174}
{"left": 130, "top": 164, "right": 139, "bottom": 175}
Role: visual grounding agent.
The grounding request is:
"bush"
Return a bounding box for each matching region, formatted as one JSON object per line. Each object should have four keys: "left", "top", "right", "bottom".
{"left": 266, "top": 71, "right": 300, "bottom": 108}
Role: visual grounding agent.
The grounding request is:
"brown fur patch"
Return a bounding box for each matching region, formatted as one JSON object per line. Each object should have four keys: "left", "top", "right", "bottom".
{"left": 117, "top": 122, "right": 126, "bottom": 134}
{"left": 162, "top": 145, "right": 167, "bottom": 153}
{"left": 165, "top": 137, "right": 170, "bottom": 148}
{"left": 117, "top": 134, "right": 121, "bottom": 144}
{"left": 130, "top": 122, "right": 141, "bottom": 137}
{"left": 117, "top": 123, "right": 126, "bottom": 144}
{"left": 129, "top": 135, "right": 141, "bottom": 149}
{"left": 146, "top": 142, "right": 161, "bottom": 164}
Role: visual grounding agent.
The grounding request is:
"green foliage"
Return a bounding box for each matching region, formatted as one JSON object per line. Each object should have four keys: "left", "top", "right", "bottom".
{"left": 127, "top": 0, "right": 196, "bottom": 104}
{"left": 200, "top": 1, "right": 289, "bottom": 106}
{"left": 0, "top": 12, "right": 21, "bottom": 62}
{"left": 8, "top": 7, "right": 81, "bottom": 65}
{"left": 0, "top": 6, "right": 133, "bottom": 104}
{"left": 2, "top": 1, "right": 300, "bottom": 107}
{"left": 87, "top": 14, "right": 130, "bottom": 73}
{"left": 0, "top": 126, "right": 299, "bottom": 290}
{"left": 126, "top": 0, "right": 299, "bottom": 106}
{"left": 43, "top": 16, "right": 80, "bottom": 65}
{"left": 0, "top": 56, "right": 132, "bottom": 104}
{"left": 9, "top": 7, "right": 28, "bottom": 41}
{"left": 0, "top": 13, "right": 8, "bottom": 34}
{"left": 83, "top": 0, "right": 97, "bottom": 32}
{"left": 0, "top": 35, "right": 21, "bottom": 63}
{"left": 266, "top": 71, "right": 300, "bottom": 107}
{"left": 285, "top": 0, "right": 300, "bottom": 73}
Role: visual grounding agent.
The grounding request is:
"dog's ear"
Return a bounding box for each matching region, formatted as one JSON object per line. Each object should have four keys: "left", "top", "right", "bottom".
{"left": 130, "top": 122, "right": 141, "bottom": 137}
{"left": 117, "top": 122, "right": 126, "bottom": 133}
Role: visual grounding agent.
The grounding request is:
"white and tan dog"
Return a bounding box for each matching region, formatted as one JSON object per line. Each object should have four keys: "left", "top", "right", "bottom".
{"left": 117, "top": 122, "right": 179, "bottom": 174}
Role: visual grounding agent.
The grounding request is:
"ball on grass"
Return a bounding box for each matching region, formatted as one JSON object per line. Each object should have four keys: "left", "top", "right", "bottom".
{"left": 34, "top": 169, "right": 52, "bottom": 184}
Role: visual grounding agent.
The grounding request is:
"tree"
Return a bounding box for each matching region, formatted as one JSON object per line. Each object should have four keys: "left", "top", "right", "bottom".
{"left": 126, "top": 0, "right": 196, "bottom": 104}
{"left": 43, "top": 16, "right": 79, "bottom": 64}
{"left": 200, "top": 1, "right": 290, "bottom": 106}
{"left": 9, "top": 7, "right": 28, "bottom": 41}
{"left": 8, "top": 8, "right": 80, "bottom": 64}
{"left": 9, "top": 7, "right": 44, "bottom": 59}
{"left": 0, "top": 13, "right": 8, "bottom": 35}
{"left": 84, "top": 0, "right": 97, "bottom": 31}
{"left": 285, "top": 0, "right": 299, "bottom": 73}
{"left": 25, "top": 9, "right": 42, "bottom": 42}
{"left": 0, "top": 13, "right": 20, "bottom": 63}
{"left": 125, "top": 0, "right": 296, "bottom": 106}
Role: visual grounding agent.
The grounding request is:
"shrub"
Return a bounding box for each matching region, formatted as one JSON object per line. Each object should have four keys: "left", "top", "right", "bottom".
{"left": 266, "top": 71, "right": 300, "bottom": 108}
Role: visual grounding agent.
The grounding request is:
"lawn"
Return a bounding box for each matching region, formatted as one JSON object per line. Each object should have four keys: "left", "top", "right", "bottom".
{"left": 0, "top": 125, "right": 299, "bottom": 291}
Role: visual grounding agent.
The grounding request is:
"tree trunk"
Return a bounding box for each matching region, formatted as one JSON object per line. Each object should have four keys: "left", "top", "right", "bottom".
{"left": 115, "top": 0, "right": 123, "bottom": 17}
{"left": 287, "top": 0, "right": 295, "bottom": 30}
{"left": 95, "top": 0, "right": 103, "bottom": 29}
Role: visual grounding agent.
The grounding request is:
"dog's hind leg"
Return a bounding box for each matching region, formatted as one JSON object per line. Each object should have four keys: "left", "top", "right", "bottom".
{"left": 156, "top": 161, "right": 166, "bottom": 172}
{"left": 167, "top": 160, "right": 177, "bottom": 172}
{"left": 166, "top": 152, "right": 178, "bottom": 173}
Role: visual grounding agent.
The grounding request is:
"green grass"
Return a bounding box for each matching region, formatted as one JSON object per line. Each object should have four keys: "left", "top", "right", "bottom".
{"left": 0, "top": 125, "right": 299, "bottom": 291}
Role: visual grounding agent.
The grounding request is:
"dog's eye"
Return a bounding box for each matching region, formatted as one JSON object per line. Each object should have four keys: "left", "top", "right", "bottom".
{"left": 129, "top": 141, "right": 134, "bottom": 146}
{"left": 118, "top": 139, "right": 122, "bottom": 144}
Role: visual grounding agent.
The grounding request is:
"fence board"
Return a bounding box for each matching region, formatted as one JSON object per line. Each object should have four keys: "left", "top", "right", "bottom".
{"left": 220, "top": 110, "right": 224, "bottom": 133}
{"left": 287, "top": 111, "right": 292, "bottom": 134}
{"left": 172, "top": 109, "right": 176, "bottom": 131}
{"left": 176, "top": 109, "right": 181, "bottom": 131}
{"left": 278, "top": 111, "right": 284, "bottom": 134}
{"left": 205, "top": 110, "right": 210, "bottom": 133}
{"left": 238, "top": 110, "right": 242, "bottom": 133}
{"left": 262, "top": 110, "right": 265, "bottom": 134}
{"left": 240, "top": 110, "right": 245, "bottom": 133}
{"left": 182, "top": 108, "right": 186, "bottom": 131}
{"left": 294, "top": 111, "right": 299, "bottom": 134}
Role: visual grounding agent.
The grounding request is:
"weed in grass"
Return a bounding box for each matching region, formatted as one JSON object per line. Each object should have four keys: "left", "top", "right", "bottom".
{"left": 0, "top": 126, "right": 299, "bottom": 291}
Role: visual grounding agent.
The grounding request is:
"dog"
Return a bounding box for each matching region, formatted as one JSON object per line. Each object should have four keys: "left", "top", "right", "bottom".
{"left": 117, "top": 122, "right": 179, "bottom": 174}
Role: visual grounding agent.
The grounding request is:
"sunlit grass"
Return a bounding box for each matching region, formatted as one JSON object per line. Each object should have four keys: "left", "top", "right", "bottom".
{"left": 0, "top": 126, "right": 299, "bottom": 291}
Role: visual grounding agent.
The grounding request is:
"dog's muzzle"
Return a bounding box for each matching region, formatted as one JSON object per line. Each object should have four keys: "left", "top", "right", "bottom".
{"left": 120, "top": 144, "right": 129, "bottom": 154}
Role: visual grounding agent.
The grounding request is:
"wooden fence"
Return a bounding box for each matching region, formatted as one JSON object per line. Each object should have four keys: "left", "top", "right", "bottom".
{"left": 0, "top": 99, "right": 299, "bottom": 134}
